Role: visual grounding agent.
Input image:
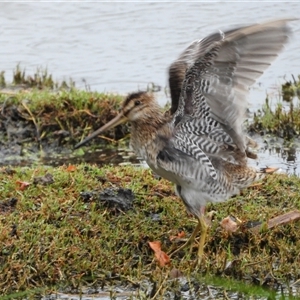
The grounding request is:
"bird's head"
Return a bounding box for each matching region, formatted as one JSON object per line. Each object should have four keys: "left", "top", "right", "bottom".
{"left": 74, "top": 91, "right": 158, "bottom": 149}
{"left": 121, "top": 91, "right": 156, "bottom": 121}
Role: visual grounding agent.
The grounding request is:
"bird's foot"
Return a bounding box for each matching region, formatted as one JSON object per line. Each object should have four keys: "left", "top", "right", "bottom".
{"left": 169, "top": 235, "right": 196, "bottom": 257}
{"left": 169, "top": 222, "right": 201, "bottom": 257}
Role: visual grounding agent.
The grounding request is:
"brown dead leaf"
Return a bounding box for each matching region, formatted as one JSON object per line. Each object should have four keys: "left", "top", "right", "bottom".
{"left": 220, "top": 216, "right": 239, "bottom": 233}
{"left": 169, "top": 231, "right": 185, "bottom": 241}
{"left": 148, "top": 241, "right": 170, "bottom": 267}
{"left": 16, "top": 180, "right": 31, "bottom": 191}
{"left": 66, "top": 165, "right": 76, "bottom": 172}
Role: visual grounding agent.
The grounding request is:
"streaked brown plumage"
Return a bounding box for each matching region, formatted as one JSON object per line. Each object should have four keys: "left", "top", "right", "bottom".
{"left": 75, "top": 19, "right": 294, "bottom": 263}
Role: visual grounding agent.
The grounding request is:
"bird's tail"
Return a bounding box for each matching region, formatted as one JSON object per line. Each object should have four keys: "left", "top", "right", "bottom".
{"left": 260, "top": 167, "right": 279, "bottom": 173}
{"left": 255, "top": 167, "right": 280, "bottom": 181}
{"left": 228, "top": 165, "right": 280, "bottom": 190}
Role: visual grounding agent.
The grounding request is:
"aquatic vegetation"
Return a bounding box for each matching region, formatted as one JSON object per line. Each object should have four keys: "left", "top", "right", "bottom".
{"left": 3, "top": 64, "right": 74, "bottom": 90}
{"left": 248, "top": 91, "right": 300, "bottom": 139}
{"left": 282, "top": 75, "right": 300, "bottom": 102}
{"left": 248, "top": 75, "right": 300, "bottom": 139}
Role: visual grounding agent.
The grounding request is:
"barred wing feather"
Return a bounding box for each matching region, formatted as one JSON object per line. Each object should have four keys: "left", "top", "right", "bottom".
{"left": 171, "top": 19, "right": 292, "bottom": 170}
{"left": 157, "top": 19, "right": 293, "bottom": 181}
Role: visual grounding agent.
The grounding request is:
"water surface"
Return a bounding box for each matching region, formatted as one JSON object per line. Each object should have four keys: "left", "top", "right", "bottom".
{"left": 0, "top": 2, "right": 299, "bottom": 104}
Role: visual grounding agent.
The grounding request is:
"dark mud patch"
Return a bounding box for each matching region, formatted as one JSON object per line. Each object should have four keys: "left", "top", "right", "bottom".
{"left": 0, "top": 197, "right": 18, "bottom": 213}
{"left": 80, "top": 187, "right": 135, "bottom": 212}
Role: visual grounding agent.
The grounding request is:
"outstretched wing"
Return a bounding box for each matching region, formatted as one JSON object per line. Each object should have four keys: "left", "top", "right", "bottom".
{"left": 173, "top": 20, "right": 290, "bottom": 152}
{"left": 168, "top": 27, "right": 241, "bottom": 115}
{"left": 157, "top": 19, "right": 293, "bottom": 181}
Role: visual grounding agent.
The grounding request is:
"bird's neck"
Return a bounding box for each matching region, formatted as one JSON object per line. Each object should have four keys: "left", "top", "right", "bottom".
{"left": 129, "top": 110, "right": 167, "bottom": 157}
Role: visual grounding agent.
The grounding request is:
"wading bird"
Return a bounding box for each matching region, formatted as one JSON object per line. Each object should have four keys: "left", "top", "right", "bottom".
{"left": 75, "top": 19, "right": 293, "bottom": 263}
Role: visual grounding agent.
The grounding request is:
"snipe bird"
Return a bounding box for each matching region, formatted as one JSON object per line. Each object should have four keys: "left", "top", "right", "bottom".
{"left": 75, "top": 19, "right": 293, "bottom": 262}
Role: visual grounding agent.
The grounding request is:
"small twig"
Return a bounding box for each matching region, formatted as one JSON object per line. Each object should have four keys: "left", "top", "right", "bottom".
{"left": 76, "top": 109, "right": 98, "bottom": 118}
{"left": 223, "top": 289, "right": 230, "bottom": 300}
{"left": 250, "top": 210, "right": 300, "bottom": 233}
{"left": 150, "top": 271, "right": 169, "bottom": 300}
{"left": 153, "top": 191, "right": 167, "bottom": 198}
{"left": 97, "top": 135, "right": 118, "bottom": 143}
{"left": 55, "top": 117, "right": 65, "bottom": 131}
{"left": 0, "top": 96, "right": 14, "bottom": 117}
{"left": 290, "top": 278, "right": 300, "bottom": 287}
{"left": 244, "top": 259, "right": 268, "bottom": 267}
{"left": 21, "top": 100, "right": 41, "bottom": 142}
{"left": 115, "top": 134, "right": 130, "bottom": 143}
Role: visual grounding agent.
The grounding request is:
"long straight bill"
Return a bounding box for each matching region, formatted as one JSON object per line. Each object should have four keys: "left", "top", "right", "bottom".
{"left": 74, "top": 113, "right": 127, "bottom": 149}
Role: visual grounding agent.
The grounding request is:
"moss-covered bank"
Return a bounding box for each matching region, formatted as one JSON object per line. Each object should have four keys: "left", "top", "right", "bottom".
{"left": 0, "top": 164, "right": 300, "bottom": 298}
{"left": 1, "top": 67, "right": 300, "bottom": 166}
{"left": 0, "top": 67, "right": 129, "bottom": 166}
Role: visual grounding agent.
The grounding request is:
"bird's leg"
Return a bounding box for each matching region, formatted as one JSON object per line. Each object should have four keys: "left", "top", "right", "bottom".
{"left": 196, "top": 214, "right": 209, "bottom": 265}
{"left": 170, "top": 206, "right": 209, "bottom": 259}
{"left": 169, "top": 221, "right": 201, "bottom": 257}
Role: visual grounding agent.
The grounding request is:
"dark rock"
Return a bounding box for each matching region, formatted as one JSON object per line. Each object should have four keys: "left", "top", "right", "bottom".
{"left": 33, "top": 173, "right": 54, "bottom": 185}
{"left": 181, "top": 282, "right": 190, "bottom": 292}
{"left": 149, "top": 213, "right": 161, "bottom": 222}
{"left": 80, "top": 188, "right": 135, "bottom": 212}
{"left": 80, "top": 191, "right": 95, "bottom": 202}
{"left": 98, "top": 188, "right": 134, "bottom": 212}
{"left": 10, "top": 224, "right": 18, "bottom": 237}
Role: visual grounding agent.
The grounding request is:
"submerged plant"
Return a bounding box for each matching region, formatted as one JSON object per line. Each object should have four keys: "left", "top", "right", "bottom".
{"left": 11, "top": 64, "right": 75, "bottom": 90}
{"left": 282, "top": 75, "right": 300, "bottom": 102}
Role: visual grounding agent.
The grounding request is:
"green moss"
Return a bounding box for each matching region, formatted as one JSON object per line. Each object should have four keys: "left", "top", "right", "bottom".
{"left": 0, "top": 164, "right": 300, "bottom": 297}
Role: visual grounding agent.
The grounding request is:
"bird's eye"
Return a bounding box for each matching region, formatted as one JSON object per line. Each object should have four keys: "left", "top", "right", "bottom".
{"left": 135, "top": 100, "right": 141, "bottom": 106}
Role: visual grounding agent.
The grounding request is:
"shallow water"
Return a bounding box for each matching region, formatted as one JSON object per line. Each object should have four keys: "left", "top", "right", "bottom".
{"left": 44, "top": 277, "right": 300, "bottom": 300}
{"left": 0, "top": 2, "right": 299, "bottom": 106}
